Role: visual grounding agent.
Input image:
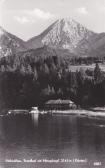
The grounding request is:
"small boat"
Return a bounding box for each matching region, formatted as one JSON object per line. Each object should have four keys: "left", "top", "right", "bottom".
{"left": 30, "top": 107, "right": 39, "bottom": 114}
{"left": 40, "top": 110, "right": 47, "bottom": 114}
{"left": 8, "top": 110, "right": 12, "bottom": 114}
{"left": 7, "top": 109, "right": 28, "bottom": 115}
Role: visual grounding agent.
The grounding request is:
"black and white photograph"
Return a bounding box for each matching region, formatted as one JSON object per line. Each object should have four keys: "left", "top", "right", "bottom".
{"left": 0, "top": 0, "right": 105, "bottom": 167}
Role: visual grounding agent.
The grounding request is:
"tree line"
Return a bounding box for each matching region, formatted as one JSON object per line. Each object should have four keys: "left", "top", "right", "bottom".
{"left": 0, "top": 53, "right": 105, "bottom": 111}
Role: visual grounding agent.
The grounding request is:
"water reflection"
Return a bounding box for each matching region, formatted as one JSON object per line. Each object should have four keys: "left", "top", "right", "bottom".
{"left": 0, "top": 113, "right": 105, "bottom": 168}
{"left": 31, "top": 113, "right": 39, "bottom": 127}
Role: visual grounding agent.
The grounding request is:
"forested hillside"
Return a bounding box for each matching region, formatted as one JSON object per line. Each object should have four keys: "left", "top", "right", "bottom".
{"left": 0, "top": 48, "right": 105, "bottom": 110}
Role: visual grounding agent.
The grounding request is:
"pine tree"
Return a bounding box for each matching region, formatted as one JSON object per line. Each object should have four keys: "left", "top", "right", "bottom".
{"left": 94, "top": 63, "right": 101, "bottom": 83}
{"left": 20, "top": 65, "right": 26, "bottom": 75}
{"left": 26, "top": 65, "right": 33, "bottom": 75}
{"left": 0, "top": 65, "right": 5, "bottom": 72}
{"left": 33, "top": 68, "right": 38, "bottom": 81}
{"left": 44, "top": 64, "right": 49, "bottom": 75}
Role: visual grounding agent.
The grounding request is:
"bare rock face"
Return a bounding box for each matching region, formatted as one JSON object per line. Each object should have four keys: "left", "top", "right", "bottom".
{"left": 27, "top": 18, "right": 98, "bottom": 56}
{"left": 42, "top": 19, "right": 94, "bottom": 49}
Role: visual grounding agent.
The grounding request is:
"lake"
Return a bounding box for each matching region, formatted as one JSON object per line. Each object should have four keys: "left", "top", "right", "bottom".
{"left": 0, "top": 112, "right": 105, "bottom": 168}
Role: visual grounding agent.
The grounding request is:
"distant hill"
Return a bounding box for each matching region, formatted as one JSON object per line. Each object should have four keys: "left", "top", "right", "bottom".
{"left": 0, "top": 26, "right": 27, "bottom": 58}
{"left": 14, "top": 45, "right": 76, "bottom": 62}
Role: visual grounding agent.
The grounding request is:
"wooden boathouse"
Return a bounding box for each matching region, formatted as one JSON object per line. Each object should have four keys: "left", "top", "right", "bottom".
{"left": 45, "top": 99, "right": 77, "bottom": 110}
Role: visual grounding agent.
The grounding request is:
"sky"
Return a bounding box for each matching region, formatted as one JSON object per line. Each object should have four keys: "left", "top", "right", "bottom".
{"left": 0, "top": 0, "right": 105, "bottom": 41}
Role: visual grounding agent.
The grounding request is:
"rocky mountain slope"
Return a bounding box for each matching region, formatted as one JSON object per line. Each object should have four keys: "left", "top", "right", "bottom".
{"left": 0, "top": 26, "right": 27, "bottom": 58}
{"left": 27, "top": 18, "right": 99, "bottom": 56}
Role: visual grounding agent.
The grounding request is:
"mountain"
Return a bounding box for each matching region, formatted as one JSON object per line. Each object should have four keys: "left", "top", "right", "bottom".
{"left": 1, "top": 18, "right": 105, "bottom": 59}
{"left": 89, "top": 33, "right": 105, "bottom": 57}
{"left": 0, "top": 26, "right": 27, "bottom": 58}
{"left": 27, "top": 21, "right": 58, "bottom": 49}
{"left": 27, "top": 18, "right": 98, "bottom": 56}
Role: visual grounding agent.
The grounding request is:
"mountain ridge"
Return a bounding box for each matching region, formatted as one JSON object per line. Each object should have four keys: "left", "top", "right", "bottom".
{"left": 0, "top": 26, "right": 28, "bottom": 58}
{"left": 1, "top": 18, "right": 105, "bottom": 58}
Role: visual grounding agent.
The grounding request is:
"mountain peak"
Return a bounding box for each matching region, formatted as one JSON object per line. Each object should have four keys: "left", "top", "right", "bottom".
{"left": 40, "top": 18, "right": 94, "bottom": 51}
{"left": 57, "top": 17, "right": 79, "bottom": 25}
{"left": 55, "top": 17, "right": 85, "bottom": 34}
{"left": 58, "top": 17, "right": 75, "bottom": 22}
{"left": 26, "top": 18, "right": 104, "bottom": 57}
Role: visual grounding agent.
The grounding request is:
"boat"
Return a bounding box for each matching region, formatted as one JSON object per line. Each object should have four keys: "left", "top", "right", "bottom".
{"left": 40, "top": 110, "right": 47, "bottom": 114}
{"left": 8, "top": 110, "right": 12, "bottom": 114}
{"left": 30, "top": 107, "right": 39, "bottom": 114}
{"left": 7, "top": 109, "right": 28, "bottom": 115}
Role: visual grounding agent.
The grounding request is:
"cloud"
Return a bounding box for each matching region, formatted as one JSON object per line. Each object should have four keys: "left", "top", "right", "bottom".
{"left": 14, "top": 16, "right": 35, "bottom": 24}
{"left": 24, "top": 8, "right": 55, "bottom": 20}
{"left": 75, "top": 7, "right": 88, "bottom": 15}
{"left": 14, "top": 8, "right": 55, "bottom": 24}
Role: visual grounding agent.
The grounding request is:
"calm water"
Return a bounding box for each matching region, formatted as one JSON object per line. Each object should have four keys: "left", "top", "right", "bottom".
{"left": 0, "top": 112, "right": 105, "bottom": 168}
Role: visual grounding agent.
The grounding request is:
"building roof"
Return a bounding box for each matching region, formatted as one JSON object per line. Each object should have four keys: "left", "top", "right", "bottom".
{"left": 46, "top": 99, "right": 74, "bottom": 105}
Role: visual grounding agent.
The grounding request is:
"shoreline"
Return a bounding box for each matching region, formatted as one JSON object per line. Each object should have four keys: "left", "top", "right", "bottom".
{"left": 48, "top": 109, "right": 105, "bottom": 117}
{"left": 1, "top": 108, "right": 105, "bottom": 118}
